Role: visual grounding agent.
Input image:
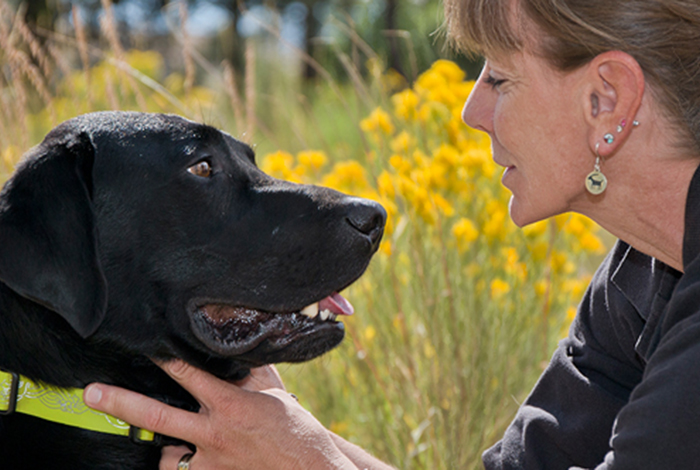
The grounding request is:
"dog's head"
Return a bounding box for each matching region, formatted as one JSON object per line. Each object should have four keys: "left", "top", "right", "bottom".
{"left": 0, "top": 112, "right": 385, "bottom": 379}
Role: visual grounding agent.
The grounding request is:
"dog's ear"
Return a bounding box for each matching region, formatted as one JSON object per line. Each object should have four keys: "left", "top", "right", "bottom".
{"left": 0, "top": 131, "right": 107, "bottom": 338}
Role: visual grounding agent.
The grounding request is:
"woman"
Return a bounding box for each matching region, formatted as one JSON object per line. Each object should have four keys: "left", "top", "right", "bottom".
{"left": 84, "top": 0, "right": 700, "bottom": 468}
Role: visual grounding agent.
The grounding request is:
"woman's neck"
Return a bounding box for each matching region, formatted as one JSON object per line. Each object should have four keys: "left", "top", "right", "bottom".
{"left": 582, "top": 155, "right": 699, "bottom": 272}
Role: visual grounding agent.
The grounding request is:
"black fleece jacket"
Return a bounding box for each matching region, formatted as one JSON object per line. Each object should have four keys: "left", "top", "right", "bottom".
{"left": 484, "top": 165, "right": 700, "bottom": 469}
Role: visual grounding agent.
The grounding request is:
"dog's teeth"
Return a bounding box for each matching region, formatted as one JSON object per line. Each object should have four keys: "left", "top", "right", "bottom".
{"left": 300, "top": 302, "right": 319, "bottom": 318}
{"left": 319, "top": 309, "right": 332, "bottom": 321}
{"left": 329, "top": 313, "right": 337, "bottom": 322}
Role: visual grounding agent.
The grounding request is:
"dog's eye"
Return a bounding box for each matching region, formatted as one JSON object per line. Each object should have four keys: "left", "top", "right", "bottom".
{"left": 188, "top": 160, "right": 212, "bottom": 178}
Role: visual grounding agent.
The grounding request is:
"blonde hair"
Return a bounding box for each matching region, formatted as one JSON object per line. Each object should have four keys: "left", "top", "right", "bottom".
{"left": 444, "top": 0, "right": 700, "bottom": 153}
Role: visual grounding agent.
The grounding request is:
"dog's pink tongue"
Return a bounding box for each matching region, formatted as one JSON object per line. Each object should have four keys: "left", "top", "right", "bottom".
{"left": 319, "top": 292, "right": 354, "bottom": 316}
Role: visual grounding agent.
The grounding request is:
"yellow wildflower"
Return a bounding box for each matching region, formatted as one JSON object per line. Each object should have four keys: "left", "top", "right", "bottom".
{"left": 416, "top": 101, "right": 451, "bottom": 125}
{"left": 126, "top": 50, "right": 163, "bottom": 77}
{"left": 364, "top": 325, "right": 376, "bottom": 342}
{"left": 432, "top": 143, "right": 460, "bottom": 167}
{"left": 562, "top": 278, "right": 590, "bottom": 299}
{"left": 260, "top": 151, "right": 297, "bottom": 181}
{"left": 390, "top": 131, "right": 417, "bottom": 154}
{"left": 563, "top": 214, "right": 587, "bottom": 237}
{"left": 418, "top": 197, "right": 437, "bottom": 226}
{"left": 297, "top": 150, "right": 327, "bottom": 173}
{"left": 430, "top": 59, "right": 466, "bottom": 83}
{"left": 432, "top": 193, "right": 455, "bottom": 217}
{"left": 415, "top": 69, "right": 447, "bottom": 93}
{"left": 523, "top": 220, "right": 549, "bottom": 238}
{"left": 490, "top": 278, "right": 511, "bottom": 299}
{"left": 551, "top": 250, "right": 574, "bottom": 274}
{"left": 427, "top": 87, "right": 461, "bottom": 108}
{"left": 482, "top": 201, "right": 509, "bottom": 241}
{"left": 379, "top": 240, "right": 392, "bottom": 257}
{"left": 425, "top": 163, "right": 449, "bottom": 191}
{"left": 453, "top": 218, "right": 479, "bottom": 252}
{"left": 503, "top": 247, "right": 527, "bottom": 282}
{"left": 392, "top": 89, "right": 420, "bottom": 121}
{"left": 360, "top": 107, "right": 395, "bottom": 136}
{"left": 579, "top": 232, "right": 606, "bottom": 254}
{"left": 377, "top": 171, "right": 396, "bottom": 199}
{"left": 389, "top": 155, "right": 413, "bottom": 175}
{"left": 321, "top": 161, "right": 370, "bottom": 194}
{"left": 529, "top": 241, "right": 549, "bottom": 261}
{"left": 534, "top": 279, "right": 549, "bottom": 298}
{"left": 452, "top": 81, "right": 475, "bottom": 103}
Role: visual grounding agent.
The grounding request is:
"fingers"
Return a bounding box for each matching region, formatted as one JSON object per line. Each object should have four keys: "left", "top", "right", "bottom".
{"left": 237, "top": 364, "right": 286, "bottom": 392}
{"left": 156, "top": 360, "right": 246, "bottom": 411}
{"left": 83, "top": 383, "right": 200, "bottom": 443}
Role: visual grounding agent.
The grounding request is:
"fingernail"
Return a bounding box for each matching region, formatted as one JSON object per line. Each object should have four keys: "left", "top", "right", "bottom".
{"left": 167, "top": 359, "right": 187, "bottom": 375}
{"left": 84, "top": 384, "right": 103, "bottom": 406}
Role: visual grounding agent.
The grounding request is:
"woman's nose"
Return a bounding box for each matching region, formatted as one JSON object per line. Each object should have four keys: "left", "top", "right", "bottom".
{"left": 461, "top": 71, "right": 494, "bottom": 134}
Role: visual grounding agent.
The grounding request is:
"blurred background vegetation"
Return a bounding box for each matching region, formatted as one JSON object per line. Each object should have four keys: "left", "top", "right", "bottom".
{"left": 0, "top": 1, "right": 608, "bottom": 468}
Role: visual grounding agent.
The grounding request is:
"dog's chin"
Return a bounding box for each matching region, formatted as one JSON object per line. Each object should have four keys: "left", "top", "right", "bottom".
{"left": 189, "top": 304, "right": 345, "bottom": 361}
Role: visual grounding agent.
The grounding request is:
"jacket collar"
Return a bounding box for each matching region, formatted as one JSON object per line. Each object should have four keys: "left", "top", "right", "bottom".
{"left": 683, "top": 163, "right": 700, "bottom": 269}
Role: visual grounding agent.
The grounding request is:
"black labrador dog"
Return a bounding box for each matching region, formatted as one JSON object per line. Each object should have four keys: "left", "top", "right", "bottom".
{"left": 0, "top": 111, "right": 385, "bottom": 469}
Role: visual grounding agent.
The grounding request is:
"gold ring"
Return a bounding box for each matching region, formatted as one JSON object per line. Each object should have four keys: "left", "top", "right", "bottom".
{"left": 177, "top": 452, "right": 195, "bottom": 470}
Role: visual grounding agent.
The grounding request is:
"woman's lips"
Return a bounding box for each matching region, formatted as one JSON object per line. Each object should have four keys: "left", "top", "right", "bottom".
{"left": 501, "top": 165, "right": 516, "bottom": 186}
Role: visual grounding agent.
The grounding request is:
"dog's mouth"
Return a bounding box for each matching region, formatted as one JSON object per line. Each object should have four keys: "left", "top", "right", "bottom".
{"left": 189, "top": 293, "right": 353, "bottom": 358}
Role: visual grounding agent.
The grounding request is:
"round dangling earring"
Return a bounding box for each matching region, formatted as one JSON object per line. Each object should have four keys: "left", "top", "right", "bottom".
{"left": 585, "top": 142, "right": 608, "bottom": 195}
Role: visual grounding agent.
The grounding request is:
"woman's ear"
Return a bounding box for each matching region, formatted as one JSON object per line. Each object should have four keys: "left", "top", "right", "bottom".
{"left": 582, "top": 51, "right": 645, "bottom": 158}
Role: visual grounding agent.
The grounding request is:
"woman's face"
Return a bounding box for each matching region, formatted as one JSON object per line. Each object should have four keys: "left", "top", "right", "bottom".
{"left": 462, "top": 52, "right": 592, "bottom": 227}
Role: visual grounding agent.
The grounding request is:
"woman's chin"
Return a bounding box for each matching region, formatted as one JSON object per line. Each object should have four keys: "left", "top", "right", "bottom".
{"left": 508, "top": 196, "right": 554, "bottom": 228}
{"left": 508, "top": 197, "right": 528, "bottom": 227}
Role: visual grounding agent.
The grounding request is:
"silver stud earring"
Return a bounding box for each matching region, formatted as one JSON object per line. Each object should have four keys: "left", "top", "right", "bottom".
{"left": 585, "top": 142, "right": 608, "bottom": 195}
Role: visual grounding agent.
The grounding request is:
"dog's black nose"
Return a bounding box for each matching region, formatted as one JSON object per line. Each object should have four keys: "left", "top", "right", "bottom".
{"left": 345, "top": 198, "right": 387, "bottom": 250}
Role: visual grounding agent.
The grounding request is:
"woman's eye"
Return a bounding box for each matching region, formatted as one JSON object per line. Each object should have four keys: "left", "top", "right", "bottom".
{"left": 188, "top": 160, "right": 212, "bottom": 178}
{"left": 485, "top": 75, "right": 506, "bottom": 90}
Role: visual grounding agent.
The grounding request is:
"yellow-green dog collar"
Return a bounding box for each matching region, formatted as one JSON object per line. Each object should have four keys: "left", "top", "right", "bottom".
{"left": 0, "top": 369, "right": 155, "bottom": 443}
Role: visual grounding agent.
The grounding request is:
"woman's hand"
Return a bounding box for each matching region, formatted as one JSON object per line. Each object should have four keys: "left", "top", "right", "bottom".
{"left": 83, "top": 362, "right": 356, "bottom": 470}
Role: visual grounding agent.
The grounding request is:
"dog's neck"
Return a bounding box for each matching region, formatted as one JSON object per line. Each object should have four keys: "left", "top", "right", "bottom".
{"left": 0, "top": 282, "right": 185, "bottom": 397}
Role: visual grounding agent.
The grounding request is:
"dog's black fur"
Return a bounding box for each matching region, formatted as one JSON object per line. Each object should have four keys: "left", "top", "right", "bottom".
{"left": 0, "top": 112, "right": 385, "bottom": 469}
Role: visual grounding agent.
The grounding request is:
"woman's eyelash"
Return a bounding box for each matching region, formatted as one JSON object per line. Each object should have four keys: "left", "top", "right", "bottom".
{"left": 484, "top": 75, "right": 506, "bottom": 89}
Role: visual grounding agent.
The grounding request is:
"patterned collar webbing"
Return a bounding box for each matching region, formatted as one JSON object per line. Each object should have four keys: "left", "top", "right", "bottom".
{"left": 0, "top": 369, "right": 154, "bottom": 442}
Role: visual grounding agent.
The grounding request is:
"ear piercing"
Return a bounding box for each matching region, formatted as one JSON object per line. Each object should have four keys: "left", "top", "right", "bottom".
{"left": 585, "top": 142, "right": 607, "bottom": 195}
{"left": 585, "top": 119, "right": 640, "bottom": 195}
{"left": 617, "top": 119, "right": 640, "bottom": 133}
{"left": 605, "top": 118, "right": 642, "bottom": 146}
